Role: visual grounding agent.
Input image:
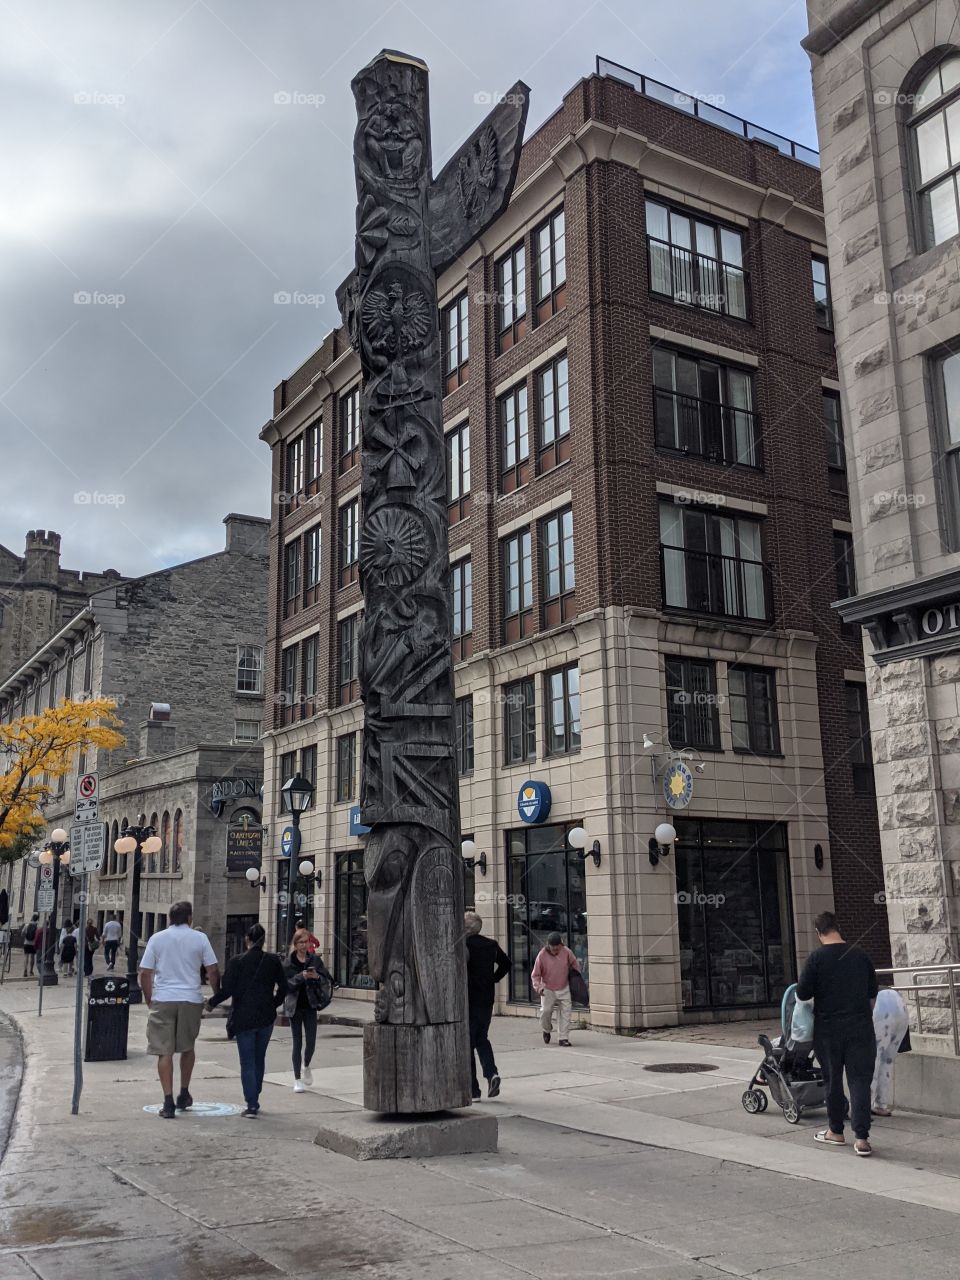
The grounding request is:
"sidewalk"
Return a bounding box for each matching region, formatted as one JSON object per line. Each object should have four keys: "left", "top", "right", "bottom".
{"left": 2, "top": 973, "right": 960, "bottom": 1279}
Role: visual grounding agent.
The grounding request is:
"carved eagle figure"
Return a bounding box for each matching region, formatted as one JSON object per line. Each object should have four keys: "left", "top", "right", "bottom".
{"left": 456, "top": 124, "right": 498, "bottom": 219}
{"left": 361, "top": 282, "right": 432, "bottom": 358}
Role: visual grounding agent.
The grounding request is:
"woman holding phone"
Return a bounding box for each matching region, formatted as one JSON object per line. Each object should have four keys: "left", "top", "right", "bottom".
{"left": 283, "top": 928, "right": 333, "bottom": 1091}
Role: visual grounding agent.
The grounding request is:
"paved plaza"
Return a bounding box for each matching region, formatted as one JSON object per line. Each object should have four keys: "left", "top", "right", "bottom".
{"left": 1, "top": 968, "right": 959, "bottom": 1279}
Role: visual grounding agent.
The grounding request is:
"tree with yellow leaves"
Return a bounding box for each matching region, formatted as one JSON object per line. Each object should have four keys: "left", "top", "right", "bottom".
{"left": 0, "top": 698, "right": 124, "bottom": 853}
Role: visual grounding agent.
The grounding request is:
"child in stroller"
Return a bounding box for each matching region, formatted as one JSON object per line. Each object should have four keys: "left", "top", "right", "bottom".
{"left": 742, "top": 983, "right": 831, "bottom": 1124}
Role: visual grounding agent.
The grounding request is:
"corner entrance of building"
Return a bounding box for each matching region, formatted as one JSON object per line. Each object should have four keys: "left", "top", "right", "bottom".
{"left": 674, "top": 819, "right": 795, "bottom": 1011}
{"left": 506, "top": 824, "right": 588, "bottom": 1004}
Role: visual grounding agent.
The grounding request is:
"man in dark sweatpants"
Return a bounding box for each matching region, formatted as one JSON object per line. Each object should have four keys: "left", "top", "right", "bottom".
{"left": 796, "top": 910, "right": 878, "bottom": 1156}
{"left": 464, "top": 911, "right": 510, "bottom": 1100}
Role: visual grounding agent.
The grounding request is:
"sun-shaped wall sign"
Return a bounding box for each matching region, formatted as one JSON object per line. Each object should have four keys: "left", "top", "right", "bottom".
{"left": 663, "top": 760, "right": 694, "bottom": 810}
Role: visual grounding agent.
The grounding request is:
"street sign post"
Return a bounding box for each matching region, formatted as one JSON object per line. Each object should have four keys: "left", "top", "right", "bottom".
{"left": 37, "top": 863, "right": 55, "bottom": 913}
{"left": 74, "top": 772, "right": 99, "bottom": 824}
{"left": 37, "top": 863, "right": 55, "bottom": 1017}
{"left": 71, "top": 872, "right": 89, "bottom": 1114}
{"left": 69, "top": 823, "right": 106, "bottom": 874}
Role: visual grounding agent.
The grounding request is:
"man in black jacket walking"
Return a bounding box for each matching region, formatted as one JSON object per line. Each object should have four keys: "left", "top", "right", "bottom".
{"left": 464, "top": 911, "right": 509, "bottom": 1099}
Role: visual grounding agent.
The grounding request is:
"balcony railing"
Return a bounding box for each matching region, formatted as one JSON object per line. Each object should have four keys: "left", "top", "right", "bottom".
{"left": 648, "top": 237, "right": 751, "bottom": 320}
{"left": 654, "top": 387, "right": 762, "bottom": 468}
{"left": 660, "top": 545, "right": 773, "bottom": 624}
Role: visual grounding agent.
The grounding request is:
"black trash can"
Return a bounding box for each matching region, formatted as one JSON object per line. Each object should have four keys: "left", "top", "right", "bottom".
{"left": 85, "top": 975, "right": 130, "bottom": 1061}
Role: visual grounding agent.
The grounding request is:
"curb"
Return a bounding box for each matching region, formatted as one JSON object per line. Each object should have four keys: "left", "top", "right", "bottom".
{"left": 317, "top": 1014, "right": 366, "bottom": 1029}
{"left": 0, "top": 1009, "right": 24, "bottom": 1168}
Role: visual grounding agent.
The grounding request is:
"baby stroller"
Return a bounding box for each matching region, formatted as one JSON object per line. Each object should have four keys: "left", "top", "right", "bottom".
{"left": 742, "top": 983, "right": 829, "bottom": 1124}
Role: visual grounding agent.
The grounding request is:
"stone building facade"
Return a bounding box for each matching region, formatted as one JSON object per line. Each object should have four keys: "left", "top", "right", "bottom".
{"left": 259, "top": 62, "right": 885, "bottom": 1028}
{"left": 0, "top": 530, "right": 123, "bottom": 683}
{"left": 0, "top": 513, "right": 270, "bottom": 956}
{"left": 804, "top": 1, "right": 960, "bottom": 1011}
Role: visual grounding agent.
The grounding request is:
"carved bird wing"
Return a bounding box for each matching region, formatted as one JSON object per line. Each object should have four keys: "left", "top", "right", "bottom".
{"left": 475, "top": 125, "right": 498, "bottom": 194}
{"left": 399, "top": 291, "right": 432, "bottom": 349}
{"left": 361, "top": 288, "right": 394, "bottom": 344}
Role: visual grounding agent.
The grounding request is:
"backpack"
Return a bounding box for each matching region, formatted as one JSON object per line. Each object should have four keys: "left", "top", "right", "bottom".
{"left": 24, "top": 922, "right": 37, "bottom": 943}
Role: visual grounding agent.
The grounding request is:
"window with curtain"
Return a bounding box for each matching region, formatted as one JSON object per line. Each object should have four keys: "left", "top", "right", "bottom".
{"left": 646, "top": 199, "right": 748, "bottom": 319}
{"left": 729, "top": 666, "right": 781, "bottom": 755}
{"left": 659, "top": 502, "right": 769, "bottom": 622}
{"left": 653, "top": 348, "right": 759, "bottom": 467}
{"left": 908, "top": 52, "right": 960, "bottom": 249}
{"left": 544, "top": 664, "right": 580, "bottom": 755}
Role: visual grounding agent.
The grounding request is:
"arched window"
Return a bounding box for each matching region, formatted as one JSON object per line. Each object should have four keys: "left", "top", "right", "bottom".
{"left": 908, "top": 51, "right": 960, "bottom": 249}
{"left": 149, "top": 813, "right": 161, "bottom": 874}
{"left": 173, "top": 810, "right": 183, "bottom": 873}
{"left": 159, "top": 812, "right": 170, "bottom": 875}
{"left": 109, "top": 821, "right": 119, "bottom": 876}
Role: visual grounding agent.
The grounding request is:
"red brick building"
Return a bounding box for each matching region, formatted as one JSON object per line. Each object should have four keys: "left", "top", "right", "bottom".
{"left": 259, "top": 58, "right": 886, "bottom": 1028}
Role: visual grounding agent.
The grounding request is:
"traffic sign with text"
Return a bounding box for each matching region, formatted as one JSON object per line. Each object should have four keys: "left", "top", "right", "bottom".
{"left": 70, "top": 823, "right": 106, "bottom": 873}
{"left": 75, "top": 772, "right": 99, "bottom": 824}
{"left": 38, "top": 862, "right": 55, "bottom": 912}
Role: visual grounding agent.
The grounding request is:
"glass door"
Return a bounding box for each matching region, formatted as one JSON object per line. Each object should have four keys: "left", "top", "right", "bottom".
{"left": 507, "top": 823, "right": 588, "bottom": 1004}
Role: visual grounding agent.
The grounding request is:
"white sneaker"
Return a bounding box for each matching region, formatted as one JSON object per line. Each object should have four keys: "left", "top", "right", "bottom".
{"left": 302, "top": 1067, "right": 313, "bottom": 1087}
{"left": 293, "top": 1079, "right": 305, "bottom": 1093}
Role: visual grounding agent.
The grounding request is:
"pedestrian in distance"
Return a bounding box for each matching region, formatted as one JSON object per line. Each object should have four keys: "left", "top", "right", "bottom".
{"left": 871, "top": 985, "right": 911, "bottom": 1117}
{"left": 282, "top": 927, "right": 334, "bottom": 1092}
{"left": 464, "top": 911, "right": 509, "bottom": 1099}
{"left": 208, "top": 923, "right": 287, "bottom": 1117}
{"left": 101, "top": 913, "right": 122, "bottom": 970}
{"left": 532, "top": 931, "right": 582, "bottom": 1047}
{"left": 59, "top": 925, "right": 78, "bottom": 977}
{"left": 293, "top": 918, "right": 320, "bottom": 952}
{"left": 83, "top": 918, "right": 100, "bottom": 977}
{"left": 22, "top": 914, "right": 39, "bottom": 977}
{"left": 796, "top": 910, "right": 878, "bottom": 1157}
{"left": 139, "top": 901, "right": 220, "bottom": 1120}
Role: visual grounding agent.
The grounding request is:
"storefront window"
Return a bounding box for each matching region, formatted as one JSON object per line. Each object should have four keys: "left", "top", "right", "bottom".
{"left": 674, "top": 818, "right": 794, "bottom": 1010}
{"left": 506, "top": 823, "right": 588, "bottom": 1004}
{"left": 335, "top": 851, "right": 372, "bottom": 988}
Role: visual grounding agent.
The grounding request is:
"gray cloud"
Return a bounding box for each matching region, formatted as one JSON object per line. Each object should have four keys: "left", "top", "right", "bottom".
{"left": 1, "top": 0, "right": 815, "bottom": 576}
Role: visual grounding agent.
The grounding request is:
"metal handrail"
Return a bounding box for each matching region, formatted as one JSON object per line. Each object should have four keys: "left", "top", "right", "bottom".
{"left": 596, "top": 56, "right": 820, "bottom": 168}
{"left": 653, "top": 386, "right": 762, "bottom": 468}
{"left": 877, "top": 963, "right": 960, "bottom": 1056}
{"left": 647, "top": 236, "right": 751, "bottom": 321}
{"left": 660, "top": 544, "right": 773, "bottom": 624}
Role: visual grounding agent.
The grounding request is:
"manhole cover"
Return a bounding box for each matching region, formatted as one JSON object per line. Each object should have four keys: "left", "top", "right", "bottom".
{"left": 143, "top": 1101, "right": 240, "bottom": 1116}
{"left": 643, "top": 1062, "right": 719, "bottom": 1074}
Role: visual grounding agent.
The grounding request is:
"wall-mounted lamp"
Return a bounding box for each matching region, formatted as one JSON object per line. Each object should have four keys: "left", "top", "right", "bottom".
{"left": 648, "top": 822, "right": 677, "bottom": 867}
{"left": 460, "top": 839, "right": 487, "bottom": 876}
{"left": 298, "top": 858, "right": 323, "bottom": 889}
{"left": 814, "top": 843, "right": 824, "bottom": 870}
{"left": 641, "top": 732, "right": 706, "bottom": 782}
{"left": 244, "top": 867, "right": 268, "bottom": 893}
{"left": 568, "top": 826, "right": 601, "bottom": 868}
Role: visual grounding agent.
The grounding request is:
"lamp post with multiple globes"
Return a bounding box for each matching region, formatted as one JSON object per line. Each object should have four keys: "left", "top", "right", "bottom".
{"left": 113, "top": 822, "right": 162, "bottom": 1004}
{"left": 38, "top": 828, "right": 71, "bottom": 986}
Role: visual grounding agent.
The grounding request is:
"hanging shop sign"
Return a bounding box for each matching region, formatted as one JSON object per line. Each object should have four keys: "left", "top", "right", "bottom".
{"left": 226, "top": 825, "right": 263, "bottom": 875}
{"left": 663, "top": 760, "right": 694, "bottom": 810}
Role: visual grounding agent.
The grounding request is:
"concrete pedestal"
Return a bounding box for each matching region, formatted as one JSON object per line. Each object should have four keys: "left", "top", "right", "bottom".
{"left": 314, "top": 1109, "right": 497, "bottom": 1161}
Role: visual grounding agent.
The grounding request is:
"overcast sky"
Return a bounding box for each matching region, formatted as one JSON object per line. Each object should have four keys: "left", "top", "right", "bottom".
{"left": 2, "top": 0, "right": 815, "bottom": 577}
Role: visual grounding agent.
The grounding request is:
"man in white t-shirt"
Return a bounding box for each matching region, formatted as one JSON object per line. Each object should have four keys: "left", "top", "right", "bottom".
{"left": 139, "top": 901, "right": 220, "bottom": 1119}
{"left": 101, "top": 913, "right": 123, "bottom": 970}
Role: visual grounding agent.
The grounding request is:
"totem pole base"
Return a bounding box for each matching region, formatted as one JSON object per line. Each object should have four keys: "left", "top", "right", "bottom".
{"left": 362, "top": 1021, "right": 473, "bottom": 1113}
{"left": 313, "top": 1108, "right": 498, "bottom": 1162}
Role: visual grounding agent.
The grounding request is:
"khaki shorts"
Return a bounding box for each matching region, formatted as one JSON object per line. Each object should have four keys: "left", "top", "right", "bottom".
{"left": 146, "top": 1001, "right": 204, "bottom": 1056}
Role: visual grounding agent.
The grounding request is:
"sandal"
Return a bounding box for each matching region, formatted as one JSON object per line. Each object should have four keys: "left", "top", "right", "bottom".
{"left": 814, "top": 1129, "right": 845, "bottom": 1146}
{"left": 854, "top": 1140, "right": 872, "bottom": 1157}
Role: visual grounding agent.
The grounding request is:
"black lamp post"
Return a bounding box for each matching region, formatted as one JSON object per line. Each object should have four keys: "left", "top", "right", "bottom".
{"left": 279, "top": 773, "right": 313, "bottom": 946}
{"left": 114, "top": 821, "right": 161, "bottom": 1004}
{"left": 38, "top": 828, "right": 71, "bottom": 987}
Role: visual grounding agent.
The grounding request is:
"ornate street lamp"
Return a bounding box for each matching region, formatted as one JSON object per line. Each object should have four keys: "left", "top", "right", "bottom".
{"left": 38, "top": 828, "right": 71, "bottom": 986}
{"left": 114, "top": 821, "right": 162, "bottom": 1004}
{"left": 279, "top": 774, "right": 313, "bottom": 946}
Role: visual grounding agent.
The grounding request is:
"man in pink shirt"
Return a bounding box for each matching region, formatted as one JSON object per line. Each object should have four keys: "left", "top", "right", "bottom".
{"left": 532, "top": 932, "right": 581, "bottom": 1046}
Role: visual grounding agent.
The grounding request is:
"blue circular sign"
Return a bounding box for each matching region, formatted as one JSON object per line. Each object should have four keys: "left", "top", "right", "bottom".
{"left": 663, "top": 761, "right": 694, "bottom": 810}
{"left": 280, "top": 826, "right": 297, "bottom": 857}
{"left": 518, "top": 781, "right": 551, "bottom": 824}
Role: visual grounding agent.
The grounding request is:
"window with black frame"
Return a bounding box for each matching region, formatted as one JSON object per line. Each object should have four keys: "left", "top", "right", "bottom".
{"left": 305, "top": 416, "right": 322, "bottom": 495}
{"left": 451, "top": 558, "right": 473, "bottom": 661}
{"left": 299, "top": 744, "right": 316, "bottom": 805}
{"left": 833, "top": 531, "right": 857, "bottom": 600}
{"left": 537, "top": 353, "right": 570, "bottom": 471}
{"left": 279, "top": 644, "right": 298, "bottom": 726}
{"left": 506, "top": 823, "right": 588, "bottom": 1003}
{"left": 335, "top": 851, "right": 372, "bottom": 988}
{"left": 811, "top": 256, "right": 833, "bottom": 331}
{"left": 455, "top": 696, "right": 474, "bottom": 775}
{"left": 665, "top": 656, "right": 720, "bottom": 750}
{"left": 501, "top": 529, "right": 533, "bottom": 641}
{"left": 846, "top": 683, "right": 875, "bottom": 797}
{"left": 335, "top": 732, "right": 356, "bottom": 803}
{"left": 337, "top": 613, "right": 360, "bottom": 705}
{"left": 659, "top": 501, "right": 770, "bottom": 623}
{"left": 540, "top": 508, "right": 575, "bottom": 627}
{"left": 301, "top": 634, "right": 318, "bottom": 718}
{"left": 338, "top": 498, "right": 360, "bottom": 588}
{"left": 499, "top": 383, "right": 530, "bottom": 492}
{"left": 286, "top": 434, "right": 304, "bottom": 497}
{"left": 497, "top": 242, "right": 527, "bottom": 352}
{"left": 304, "top": 525, "right": 322, "bottom": 605}
{"left": 907, "top": 52, "right": 960, "bottom": 249}
{"left": 653, "top": 348, "right": 759, "bottom": 468}
{"left": 445, "top": 421, "right": 471, "bottom": 522}
{"left": 728, "top": 665, "right": 781, "bottom": 755}
{"left": 935, "top": 349, "right": 960, "bottom": 544}
{"left": 340, "top": 385, "right": 360, "bottom": 472}
{"left": 646, "top": 199, "right": 748, "bottom": 319}
{"left": 534, "top": 207, "right": 566, "bottom": 323}
{"left": 823, "top": 391, "right": 846, "bottom": 493}
{"left": 442, "top": 293, "right": 469, "bottom": 393}
{"left": 284, "top": 539, "right": 301, "bottom": 618}
{"left": 544, "top": 664, "right": 580, "bottom": 756}
{"left": 503, "top": 676, "right": 536, "bottom": 765}
{"left": 278, "top": 751, "right": 296, "bottom": 803}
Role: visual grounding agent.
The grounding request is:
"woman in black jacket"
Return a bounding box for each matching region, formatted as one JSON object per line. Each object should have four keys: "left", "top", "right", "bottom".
{"left": 282, "top": 928, "right": 333, "bottom": 1091}
{"left": 207, "top": 924, "right": 286, "bottom": 1117}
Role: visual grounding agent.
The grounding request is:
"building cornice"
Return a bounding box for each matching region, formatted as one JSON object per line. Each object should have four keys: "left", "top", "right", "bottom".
{"left": 802, "top": 0, "right": 887, "bottom": 55}
{"left": 836, "top": 564, "right": 960, "bottom": 665}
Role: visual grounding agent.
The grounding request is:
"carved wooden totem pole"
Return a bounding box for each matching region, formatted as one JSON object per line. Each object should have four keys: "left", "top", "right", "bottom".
{"left": 337, "top": 51, "right": 528, "bottom": 1113}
